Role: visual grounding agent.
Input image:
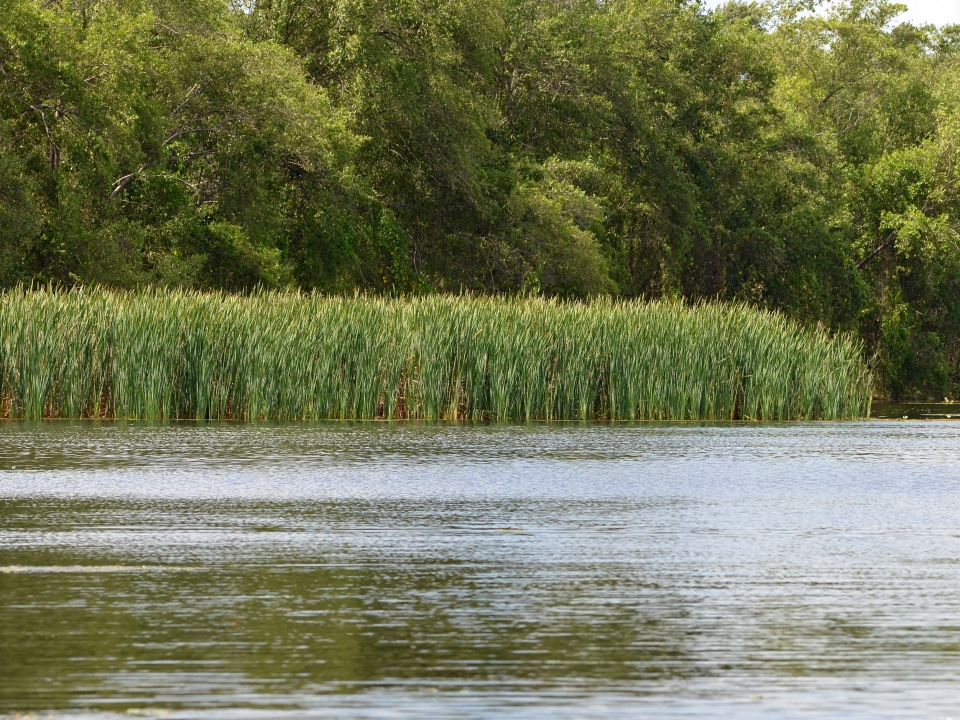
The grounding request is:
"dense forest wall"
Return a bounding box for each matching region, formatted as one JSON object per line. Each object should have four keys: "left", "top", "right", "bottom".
{"left": 1, "top": 0, "right": 958, "bottom": 399}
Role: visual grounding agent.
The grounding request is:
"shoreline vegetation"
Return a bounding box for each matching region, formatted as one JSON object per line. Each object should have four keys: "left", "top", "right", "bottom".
{"left": 0, "top": 289, "right": 871, "bottom": 422}
{"left": 2, "top": 0, "right": 958, "bottom": 401}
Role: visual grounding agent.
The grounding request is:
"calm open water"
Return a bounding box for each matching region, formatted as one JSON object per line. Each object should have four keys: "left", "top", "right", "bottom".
{"left": 2, "top": 422, "right": 960, "bottom": 719}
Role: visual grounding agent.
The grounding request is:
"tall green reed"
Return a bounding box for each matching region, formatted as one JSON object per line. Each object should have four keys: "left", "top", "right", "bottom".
{"left": 0, "top": 288, "right": 872, "bottom": 421}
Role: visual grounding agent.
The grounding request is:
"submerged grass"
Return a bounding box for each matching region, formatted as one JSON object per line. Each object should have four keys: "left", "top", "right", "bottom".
{"left": 0, "top": 288, "right": 872, "bottom": 421}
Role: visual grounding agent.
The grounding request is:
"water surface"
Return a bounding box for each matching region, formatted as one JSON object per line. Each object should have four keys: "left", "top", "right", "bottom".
{"left": 2, "top": 422, "right": 960, "bottom": 718}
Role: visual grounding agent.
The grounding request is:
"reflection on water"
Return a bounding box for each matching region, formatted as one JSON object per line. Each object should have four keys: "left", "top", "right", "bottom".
{"left": 2, "top": 422, "right": 960, "bottom": 719}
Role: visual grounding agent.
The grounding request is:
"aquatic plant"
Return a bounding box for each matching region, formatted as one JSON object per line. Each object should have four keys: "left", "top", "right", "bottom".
{"left": 0, "top": 288, "right": 872, "bottom": 421}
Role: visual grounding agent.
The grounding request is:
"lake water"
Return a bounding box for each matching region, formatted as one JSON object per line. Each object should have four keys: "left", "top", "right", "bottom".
{"left": 2, "top": 422, "right": 960, "bottom": 719}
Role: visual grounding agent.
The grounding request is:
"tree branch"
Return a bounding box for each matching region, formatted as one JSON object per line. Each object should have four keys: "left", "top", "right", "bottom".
{"left": 161, "top": 114, "right": 248, "bottom": 146}
{"left": 110, "top": 164, "right": 149, "bottom": 199}
{"left": 856, "top": 230, "right": 896, "bottom": 270}
{"left": 29, "top": 104, "right": 60, "bottom": 170}
{"left": 169, "top": 83, "right": 202, "bottom": 118}
{"left": 816, "top": 68, "right": 884, "bottom": 110}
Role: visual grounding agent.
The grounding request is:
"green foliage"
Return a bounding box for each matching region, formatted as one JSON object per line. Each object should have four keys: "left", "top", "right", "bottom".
{"left": 0, "top": 289, "right": 870, "bottom": 421}
{"left": 1, "top": 0, "right": 959, "bottom": 397}
{"left": 0, "top": 0, "right": 365, "bottom": 289}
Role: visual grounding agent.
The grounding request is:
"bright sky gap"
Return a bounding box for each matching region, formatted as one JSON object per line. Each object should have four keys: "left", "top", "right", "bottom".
{"left": 701, "top": 0, "right": 960, "bottom": 26}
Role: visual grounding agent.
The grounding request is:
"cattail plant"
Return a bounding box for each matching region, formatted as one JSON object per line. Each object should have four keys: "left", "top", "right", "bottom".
{"left": 0, "top": 288, "right": 872, "bottom": 421}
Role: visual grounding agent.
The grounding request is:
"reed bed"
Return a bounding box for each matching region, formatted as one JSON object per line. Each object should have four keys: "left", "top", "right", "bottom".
{"left": 0, "top": 288, "right": 872, "bottom": 421}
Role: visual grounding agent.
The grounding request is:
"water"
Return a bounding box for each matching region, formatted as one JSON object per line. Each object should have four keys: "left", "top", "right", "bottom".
{"left": 2, "top": 422, "right": 960, "bottom": 719}
{"left": 871, "top": 401, "right": 960, "bottom": 420}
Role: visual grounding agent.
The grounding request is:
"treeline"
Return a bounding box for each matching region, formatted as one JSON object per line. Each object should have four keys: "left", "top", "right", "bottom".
{"left": 1, "top": 0, "right": 958, "bottom": 398}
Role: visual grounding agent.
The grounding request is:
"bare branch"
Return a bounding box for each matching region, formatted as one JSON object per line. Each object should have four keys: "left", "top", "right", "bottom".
{"left": 161, "top": 114, "right": 248, "bottom": 146}
{"left": 169, "top": 83, "right": 203, "bottom": 118}
{"left": 857, "top": 230, "right": 896, "bottom": 270}
{"left": 110, "top": 164, "right": 149, "bottom": 199}
{"left": 29, "top": 104, "right": 60, "bottom": 170}
{"left": 816, "top": 68, "right": 884, "bottom": 109}
{"left": 169, "top": 150, "right": 216, "bottom": 162}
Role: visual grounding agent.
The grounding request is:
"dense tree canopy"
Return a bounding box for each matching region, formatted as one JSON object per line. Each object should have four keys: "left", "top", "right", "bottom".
{"left": 1, "top": 0, "right": 958, "bottom": 398}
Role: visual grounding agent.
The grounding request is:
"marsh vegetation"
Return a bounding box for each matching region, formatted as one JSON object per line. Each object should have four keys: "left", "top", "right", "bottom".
{"left": 0, "top": 289, "right": 870, "bottom": 421}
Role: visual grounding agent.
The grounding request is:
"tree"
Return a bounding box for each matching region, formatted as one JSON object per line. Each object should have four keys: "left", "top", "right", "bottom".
{"left": 0, "top": 0, "right": 364, "bottom": 289}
